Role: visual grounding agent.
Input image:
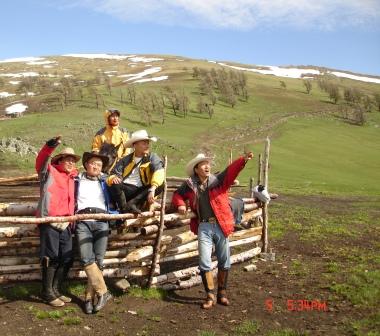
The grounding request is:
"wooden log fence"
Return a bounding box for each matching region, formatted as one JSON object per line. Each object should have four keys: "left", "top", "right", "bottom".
{"left": 0, "top": 142, "right": 274, "bottom": 289}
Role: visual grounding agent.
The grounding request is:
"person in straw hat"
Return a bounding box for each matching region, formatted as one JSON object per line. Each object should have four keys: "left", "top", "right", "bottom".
{"left": 35, "top": 135, "right": 80, "bottom": 307}
{"left": 172, "top": 151, "right": 254, "bottom": 309}
{"left": 74, "top": 152, "right": 113, "bottom": 314}
{"left": 107, "top": 129, "right": 164, "bottom": 214}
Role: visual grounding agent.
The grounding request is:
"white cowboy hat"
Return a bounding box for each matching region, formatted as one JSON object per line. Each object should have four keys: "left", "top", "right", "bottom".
{"left": 51, "top": 147, "right": 80, "bottom": 165}
{"left": 185, "top": 153, "right": 213, "bottom": 176}
{"left": 125, "top": 129, "right": 157, "bottom": 148}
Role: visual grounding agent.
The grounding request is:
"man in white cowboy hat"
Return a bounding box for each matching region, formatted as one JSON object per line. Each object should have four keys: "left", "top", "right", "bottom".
{"left": 92, "top": 108, "right": 130, "bottom": 172}
{"left": 172, "top": 151, "right": 254, "bottom": 309}
{"left": 75, "top": 152, "right": 113, "bottom": 314}
{"left": 107, "top": 129, "right": 164, "bottom": 214}
{"left": 36, "top": 135, "right": 80, "bottom": 307}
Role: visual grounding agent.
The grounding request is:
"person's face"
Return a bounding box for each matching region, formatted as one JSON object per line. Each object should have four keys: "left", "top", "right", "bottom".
{"left": 85, "top": 157, "right": 103, "bottom": 177}
{"left": 57, "top": 156, "right": 77, "bottom": 173}
{"left": 108, "top": 113, "right": 120, "bottom": 127}
{"left": 133, "top": 140, "right": 150, "bottom": 156}
{"left": 194, "top": 161, "right": 211, "bottom": 180}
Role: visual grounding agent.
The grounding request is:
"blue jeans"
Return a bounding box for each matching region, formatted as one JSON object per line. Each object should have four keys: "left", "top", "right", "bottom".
{"left": 198, "top": 221, "right": 231, "bottom": 272}
{"left": 75, "top": 221, "right": 109, "bottom": 268}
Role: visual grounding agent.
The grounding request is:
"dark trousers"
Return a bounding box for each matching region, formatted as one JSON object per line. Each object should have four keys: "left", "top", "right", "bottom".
{"left": 108, "top": 183, "right": 163, "bottom": 212}
{"left": 39, "top": 224, "right": 73, "bottom": 266}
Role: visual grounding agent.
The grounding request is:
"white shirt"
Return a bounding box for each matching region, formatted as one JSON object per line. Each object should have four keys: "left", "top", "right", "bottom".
{"left": 123, "top": 157, "right": 143, "bottom": 187}
{"left": 77, "top": 174, "right": 106, "bottom": 212}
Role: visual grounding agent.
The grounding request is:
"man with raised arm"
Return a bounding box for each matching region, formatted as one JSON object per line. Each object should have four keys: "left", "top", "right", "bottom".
{"left": 171, "top": 151, "right": 254, "bottom": 309}
{"left": 36, "top": 135, "right": 80, "bottom": 307}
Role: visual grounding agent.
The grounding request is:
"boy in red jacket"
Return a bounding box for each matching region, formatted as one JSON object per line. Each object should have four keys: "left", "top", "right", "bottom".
{"left": 36, "top": 136, "right": 80, "bottom": 307}
{"left": 172, "top": 152, "right": 253, "bottom": 309}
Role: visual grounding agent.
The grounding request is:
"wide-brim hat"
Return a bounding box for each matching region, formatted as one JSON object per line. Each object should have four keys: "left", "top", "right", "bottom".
{"left": 82, "top": 152, "right": 109, "bottom": 169}
{"left": 185, "top": 153, "right": 213, "bottom": 176}
{"left": 51, "top": 147, "right": 80, "bottom": 165}
{"left": 125, "top": 129, "right": 157, "bottom": 148}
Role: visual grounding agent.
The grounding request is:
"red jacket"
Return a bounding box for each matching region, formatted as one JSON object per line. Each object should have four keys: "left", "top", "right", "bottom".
{"left": 35, "top": 144, "right": 78, "bottom": 218}
{"left": 172, "top": 157, "right": 246, "bottom": 237}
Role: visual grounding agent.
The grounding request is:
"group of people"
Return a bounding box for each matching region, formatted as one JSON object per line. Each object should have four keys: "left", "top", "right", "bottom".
{"left": 36, "top": 108, "right": 253, "bottom": 313}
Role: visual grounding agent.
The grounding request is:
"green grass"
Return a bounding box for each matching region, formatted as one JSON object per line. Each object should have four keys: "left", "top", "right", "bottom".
{"left": 266, "top": 329, "right": 309, "bottom": 336}
{"left": 127, "top": 286, "right": 167, "bottom": 300}
{"left": 198, "top": 331, "right": 217, "bottom": 336}
{"left": 1, "top": 56, "right": 380, "bottom": 196}
{"left": 0, "top": 283, "right": 40, "bottom": 300}
{"left": 330, "top": 268, "right": 380, "bottom": 308}
{"left": 27, "top": 305, "right": 79, "bottom": 321}
{"left": 233, "top": 320, "right": 260, "bottom": 335}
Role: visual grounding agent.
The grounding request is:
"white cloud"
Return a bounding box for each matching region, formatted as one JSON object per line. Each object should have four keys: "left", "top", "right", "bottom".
{"left": 66, "top": 0, "right": 380, "bottom": 30}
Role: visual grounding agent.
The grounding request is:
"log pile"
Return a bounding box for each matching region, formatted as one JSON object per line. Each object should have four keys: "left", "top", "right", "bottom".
{"left": 0, "top": 141, "right": 273, "bottom": 289}
{"left": 0, "top": 197, "right": 266, "bottom": 285}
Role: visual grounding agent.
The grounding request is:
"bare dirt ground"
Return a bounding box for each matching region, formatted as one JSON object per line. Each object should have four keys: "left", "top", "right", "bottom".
{"left": 0, "top": 189, "right": 378, "bottom": 336}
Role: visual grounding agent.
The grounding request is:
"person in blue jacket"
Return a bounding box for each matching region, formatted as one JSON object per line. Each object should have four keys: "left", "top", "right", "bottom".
{"left": 75, "top": 152, "right": 113, "bottom": 314}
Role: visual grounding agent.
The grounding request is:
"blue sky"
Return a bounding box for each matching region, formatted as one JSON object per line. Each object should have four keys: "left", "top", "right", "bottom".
{"left": 1, "top": 0, "right": 380, "bottom": 75}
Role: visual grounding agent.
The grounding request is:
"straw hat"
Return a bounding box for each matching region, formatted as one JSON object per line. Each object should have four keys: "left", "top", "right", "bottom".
{"left": 51, "top": 147, "right": 80, "bottom": 165}
{"left": 82, "top": 152, "right": 109, "bottom": 169}
{"left": 185, "top": 153, "right": 213, "bottom": 176}
{"left": 124, "top": 129, "right": 157, "bottom": 148}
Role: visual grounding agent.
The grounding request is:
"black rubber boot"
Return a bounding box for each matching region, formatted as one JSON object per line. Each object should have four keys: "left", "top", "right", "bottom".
{"left": 52, "top": 263, "right": 72, "bottom": 303}
{"left": 41, "top": 260, "right": 64, "bottom": 307}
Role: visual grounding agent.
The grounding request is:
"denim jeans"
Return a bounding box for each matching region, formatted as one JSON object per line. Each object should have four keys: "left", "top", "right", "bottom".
{"left": 75, "top": 221, "right": 109, "bottom": 268}
{"left": 198, "top": 221, "right": 231, "bottom": 272}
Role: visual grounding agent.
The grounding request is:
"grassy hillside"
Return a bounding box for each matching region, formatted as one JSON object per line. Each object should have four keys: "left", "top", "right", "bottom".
{"left": 0, "top": 55, "right": 379, "bottom": 195}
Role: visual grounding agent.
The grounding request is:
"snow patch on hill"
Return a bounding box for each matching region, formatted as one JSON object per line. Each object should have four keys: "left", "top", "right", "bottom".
{"left": 5, "top": 103, "right": 28, "bottom": 114}
{"left": 216, "top": 62, "right": 380, "bottom": 84}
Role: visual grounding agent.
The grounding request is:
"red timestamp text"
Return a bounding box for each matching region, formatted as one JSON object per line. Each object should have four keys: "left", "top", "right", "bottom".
{"left": 265, "top": 299, "right": 328, "bottom": 312}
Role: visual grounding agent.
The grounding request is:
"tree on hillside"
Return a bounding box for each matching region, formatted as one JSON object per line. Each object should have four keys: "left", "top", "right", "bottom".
{"left": 127, "top": 85, "right": 137, "bottom": 104}
{"left": 218, "top": 81, "right": 236, "bottom": 107}
{"left": 374, "top": 93, "right": 380, "bottom": 112}
{"left": 303, "top": 80, "right": 312, "bottom": 94}
{"left": 178, "top": 90, "right": 190, "bottom": 118}
{"left": 343, "top": 87, "right": 362, "bottom": 104}
{"left": 192, "top": 67, "right": 200, "bottom": 78}
{"left": 326, "top": 83, "right": 340, "bottom": 104}
{"left": 87, "top": 86, "right": 104, "bottom": 109}
{"left": 280, "top": 81, "right": 287, "bottom": 89}
{"left": 361, "top": 95, "right": 373, "bottom": 113}
{"left": 353, "top": 103, "right": 366, "bottom": 125}
{"left": 136, "top": 92, "right": 153, "bottom": 126}
{"left": 197, "top": 96, "right": 214, "bottom": 118}
{"left": 105, "top": 77, "right": 112, "bottom": 96}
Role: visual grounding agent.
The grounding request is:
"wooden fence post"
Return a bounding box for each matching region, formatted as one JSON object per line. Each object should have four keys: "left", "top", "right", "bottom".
{"left": 146, "top": 156, "right": 168, "bottom": 288}
{"left": 262, "top": 138, "right": 270, "bottom": 253}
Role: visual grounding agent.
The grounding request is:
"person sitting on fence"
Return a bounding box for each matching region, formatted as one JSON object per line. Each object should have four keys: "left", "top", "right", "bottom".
{"left": 92, "top": 108, "right": 130, "bottom": 173}
{"left": 35, "top": 135, "right": 80, "bottom": 307}
{"left": 107, "top": 129, "right": 164, "bottom": 214}
{"left": 172, "top": 151, "right": 254, "bottom": 309}
{"left": 75, "top": 152, "right": 113, "bottom": 314}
